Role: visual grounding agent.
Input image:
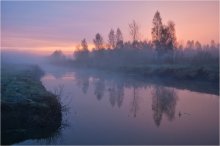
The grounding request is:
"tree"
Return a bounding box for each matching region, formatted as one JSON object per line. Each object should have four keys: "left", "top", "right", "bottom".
{"left": 51, "top": 50, "right": 65, "bottom": 59}
{"left": 116, "top": 28, "right": 123, "bottom": 48}
{"left": 81, "top": 38, "right": 88, "bottom": 51}
{"left": 129, "top": 20, "right": 139, "bottom": 43}
{"left": 50, "top": 50, "right": 66, "bottom": 63}
{"left": 151, "top": 11, "right": 163, "bottom": 49}
{"left": 195, "top": 41, "right": 202, "bottom": 50}
{"left": 186, "top": 40, "right": 195, "bottom": 49}
{"left": 160, "top": 25, "right": 169, "bottom": 51}
{"left": 108, "top": 29, "right": 116, "bottom": 49}
{"left": 93, "top": 33, "right": 104, "bottom": 50}
{"left": 165, "top": 21, "right": 177, "bottom": 51}
{"left": 151, "top": 11, "right": 177, "bottom": 54}
{"left": 74, "top": 39, "right": 89, "bottom": 61}
{"left": 210, "top": 40, "right": 216, "bottom": 49}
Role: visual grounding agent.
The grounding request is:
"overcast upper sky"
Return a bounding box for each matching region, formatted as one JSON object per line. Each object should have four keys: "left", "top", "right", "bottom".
{"left": 1, "top": 1, "right": 219, "bottom": 54}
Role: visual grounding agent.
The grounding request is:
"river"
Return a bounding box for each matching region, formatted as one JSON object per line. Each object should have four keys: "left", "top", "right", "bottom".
{"left": 17, "top": 64, "right": 219, "bottom": 145}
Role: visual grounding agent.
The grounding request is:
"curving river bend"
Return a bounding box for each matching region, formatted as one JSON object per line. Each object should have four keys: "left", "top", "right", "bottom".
{"left": 17, "top": 64, "right": 219, "bottom": 145}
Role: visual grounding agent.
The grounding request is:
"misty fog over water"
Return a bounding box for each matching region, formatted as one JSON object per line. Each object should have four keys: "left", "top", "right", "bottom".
{"left": 19, "top": 63, "right": 219, "bottom": 145}
{"left": 2, "top": 51, "right": 218, "bottom": 145}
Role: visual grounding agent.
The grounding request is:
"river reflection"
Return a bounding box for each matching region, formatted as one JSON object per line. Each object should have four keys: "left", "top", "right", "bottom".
{"left": 152, "top": 86, "right": 178, "bottom": 127}
{"left": 17, "top": 66, "right": 219, "bottom": 145}
{"left": 73, "top": 69, "right": 179, "bottom": 125}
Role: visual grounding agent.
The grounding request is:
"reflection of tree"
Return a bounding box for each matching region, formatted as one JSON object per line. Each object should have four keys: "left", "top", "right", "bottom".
{"left": 75, "top": 73, "right": 90, "bottom": 94}
{"left": 108, "top": 84, "right": 124, "bottom": 108}
{"left": 94, "top": 79, "right": 105, "bottom": 100}
{"left": 116, "top": 85, "right": 124, "bottom": 108}
{"left": 109, "top": 86, "right": 116, "bottom": 107}
{"left": 151, "top": 86, "right": 178, "bottom": 127}
{"left": 130, "top": 87, "right": 139, "bottom": 117}
{"left": 82, "top": 79, "right": 89, "bottom": 94}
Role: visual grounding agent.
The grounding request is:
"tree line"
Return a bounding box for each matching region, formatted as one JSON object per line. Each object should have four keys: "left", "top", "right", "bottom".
{"left": 50, "top": 11, "right": 219, "bottom": 67}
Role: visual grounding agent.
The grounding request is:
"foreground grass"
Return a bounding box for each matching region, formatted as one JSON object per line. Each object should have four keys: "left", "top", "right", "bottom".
{"left": 1, "top": 63, "right": 62, "bottom": 145}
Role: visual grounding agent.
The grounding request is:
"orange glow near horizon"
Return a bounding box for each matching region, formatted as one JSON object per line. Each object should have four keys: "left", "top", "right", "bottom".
{"left": 1, "top": 1, "right": 219, "bottom": 55}
{"left": 1, "top": 44, "right": 96, "bottom": 56}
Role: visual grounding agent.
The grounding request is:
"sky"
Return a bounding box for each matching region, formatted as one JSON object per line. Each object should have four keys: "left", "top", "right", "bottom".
{"left": 1, "top": 1, "right": 219, "bottom": 54}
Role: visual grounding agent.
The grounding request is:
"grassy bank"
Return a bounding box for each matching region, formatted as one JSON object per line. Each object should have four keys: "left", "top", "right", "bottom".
{"left": 115, "top": 64, "right": 219, "bottom": 82}
{"left": 69, "top": 60, "right": 219, "bottom": 83}
{"left": 1, "top": 63, "right": 62, "bottom": 145}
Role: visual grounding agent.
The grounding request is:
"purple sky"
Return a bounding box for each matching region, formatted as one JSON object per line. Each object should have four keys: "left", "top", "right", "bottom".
{"left": 1, "top": 1, "right": 219, "bottom": 54}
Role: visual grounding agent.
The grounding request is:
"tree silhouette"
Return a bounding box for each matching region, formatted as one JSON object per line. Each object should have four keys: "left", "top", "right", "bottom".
{"left": 186, "top": 40, "right": 195, "bottom": 49}
{"left": 152, "top": 11, "right": 163, "bottom": 49}
{"left": 195, "top": 41, "right": 202, "bottom": 50}
{"left": 116, "top": 28, "right": 123, "bottom": 48}
{"left": 50, "top": 50, "right": 66, "bottom": 64}
{"left": 81, "top": 38, "right": 88, "bottom": 51}
{"left": 108, "top": 29, "right": 116, "bottom": 49}
{"left": 152, "top": 11, "right": 177, "bottom": 54}
{"left": 74, "top": 38, "right": 89, "bottom": 62}
{"left": 129, "top": 20, "right": 140, "bottom": 45}
{"left": 165, "top": 21, "right": 177, "bottom": 50}
{"left": 93, "top": 33, "right": 104, "bottom": 50}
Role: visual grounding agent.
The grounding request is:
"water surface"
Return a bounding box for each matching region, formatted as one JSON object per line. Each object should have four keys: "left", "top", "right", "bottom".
{"left": 18, "top": 65, "right": 219, "bottom": 145}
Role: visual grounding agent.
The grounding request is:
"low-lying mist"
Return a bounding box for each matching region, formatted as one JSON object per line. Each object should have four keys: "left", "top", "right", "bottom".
{"left": 1, "top": 50, "right": 48, "bottom": 65}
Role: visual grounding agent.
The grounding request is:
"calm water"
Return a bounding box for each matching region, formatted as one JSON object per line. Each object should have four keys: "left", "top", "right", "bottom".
{"left": 18, "top": 65, "right": 219, "bottom": 145}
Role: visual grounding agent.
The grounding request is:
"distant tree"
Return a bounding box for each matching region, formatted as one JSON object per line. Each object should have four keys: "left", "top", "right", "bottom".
{"left": 81, "top": 38, "right": 88, "bottom": 51}
{"left": 152, "top": 11, "right": 163, "bottom": 49}
{"left": 51, "top": 50, "right": 64, "bottom": 59}
{"left": 129, "top": 20, "right": 140, "bottom": 44}
{"left": 93, "top": 33, "right": 104, "bottom": 50}
{"left": 116, "top": 28, "right": 123, "bottom": 48}
{"left": 108, "top": 29, "right": 116, "bottom": 49}
{"left": 165, "top": 21, "right": 177, "bottom": 51}
{"left": 50, "top": 50, "right": 66, "bottom": 63}
{"left": 186, "top": 40, "right": 195, "bottom": 49}
{"left": 151, "top": 11, "right": 177, "bottom": 57}
{"left": 210, "top": 40, "right": 216, "bottom": 49}
{"left": 195, "top": 41, "right": 202, "bottom": 50}
{"left": 160, "top": 25, "right": 169, "bottom": 50}
{"left": 74, "top": 39, "right": 89, "bottom": 61}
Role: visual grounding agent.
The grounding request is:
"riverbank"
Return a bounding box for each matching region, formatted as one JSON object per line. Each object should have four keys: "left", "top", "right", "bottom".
{"left": 1, "top": 63, "right": 62, "bottom": 145}
{"left": 60, "top": 59, "right": 219, "bottom": 83}
{"left": 115, "top": 64, "right": 219, "bottom": 82}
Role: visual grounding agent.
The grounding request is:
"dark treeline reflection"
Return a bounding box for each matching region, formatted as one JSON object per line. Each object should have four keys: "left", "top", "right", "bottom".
{"left": 94, "top": 78, "right": 105, "bottom": 100}
{"left": 130, "top": 87, "right": 140, "bottom": 118}
{"left": 75, "top": 72, "right": 90, "bottom": 94}
{"left": 108, "top": 83, "right": 124, "bottom": 108}
{"left": 71, "top": 68, "right": 179, "bottom": 126}
{"left": 152, "top": 86, "right": 178, "bottom": 127}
